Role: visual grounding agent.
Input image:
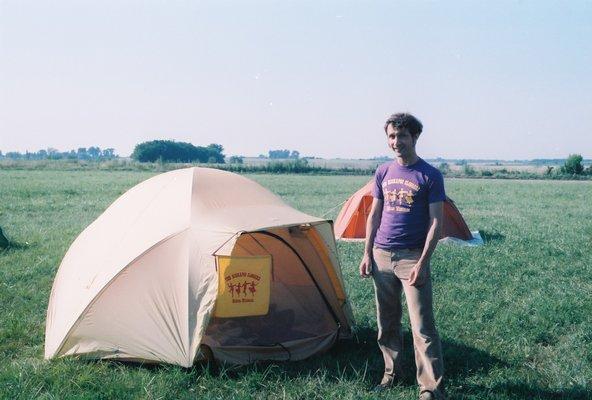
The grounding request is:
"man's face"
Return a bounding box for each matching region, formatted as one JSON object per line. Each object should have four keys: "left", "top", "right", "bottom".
{"left": 386, "top": 124, "right": 417, "bottom": 158}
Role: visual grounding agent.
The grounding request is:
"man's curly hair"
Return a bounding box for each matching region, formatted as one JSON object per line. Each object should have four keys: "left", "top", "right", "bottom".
{"left": 384, "top": 113, "right": 423, "bottom": 137}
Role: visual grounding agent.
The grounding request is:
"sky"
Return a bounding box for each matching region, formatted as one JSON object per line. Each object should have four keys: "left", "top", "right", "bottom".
{"left": 1, "top": 1, "right": 591, "bottom": 159}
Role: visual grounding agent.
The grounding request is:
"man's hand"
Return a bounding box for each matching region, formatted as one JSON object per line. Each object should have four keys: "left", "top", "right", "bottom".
{"left": 408, "top": 260, "right": 429, "bottom": 286}
{"left": 359, "top": 253, "right": 373, "bottom": 278}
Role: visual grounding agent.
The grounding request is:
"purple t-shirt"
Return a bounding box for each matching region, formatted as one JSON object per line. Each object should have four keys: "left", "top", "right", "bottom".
{"left": 372, "top": 158, "right": 446, "bottom": 250}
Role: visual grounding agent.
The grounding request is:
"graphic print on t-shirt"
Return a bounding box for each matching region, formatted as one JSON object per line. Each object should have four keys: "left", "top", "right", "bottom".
{"left": 382, "top": 178, "right": 420, "bottom": 213}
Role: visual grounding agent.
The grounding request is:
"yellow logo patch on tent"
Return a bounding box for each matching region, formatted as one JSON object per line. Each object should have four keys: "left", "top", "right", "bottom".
{"left": 215, "top": 255, "right": 271, "bottom": 318}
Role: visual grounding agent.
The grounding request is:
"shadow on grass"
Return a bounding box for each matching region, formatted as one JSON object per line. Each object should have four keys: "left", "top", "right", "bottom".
{"left": 480, "top": 230, "right": 505, "bottom": 244}
{"left": 457, "top": 383, "right": 590, "bottom": 400}
{"left": 86, "top": 330, "right": 587, "bottom": 399}
{"left": 192, "top": 327, "right": 505, "bottom": 390}
{"left": 0, "top": 240, "right": 32, "bottom": 252}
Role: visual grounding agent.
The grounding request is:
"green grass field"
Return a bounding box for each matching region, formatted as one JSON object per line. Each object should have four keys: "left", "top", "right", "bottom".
{"left": 1, "top": 170, "right": 591, "bottom": 399}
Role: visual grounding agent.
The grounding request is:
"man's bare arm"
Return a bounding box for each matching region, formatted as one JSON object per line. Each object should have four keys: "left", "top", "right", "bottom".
{"left": 359, "top": 198, "right": 383, "bottom": 278}
{"left": 409, "top": 201, "right": 443, "bottom": 286}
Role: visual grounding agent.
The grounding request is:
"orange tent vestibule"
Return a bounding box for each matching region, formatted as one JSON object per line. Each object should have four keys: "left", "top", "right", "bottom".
{"left": 334, "top": 180, "right": 472, "bottom": 242}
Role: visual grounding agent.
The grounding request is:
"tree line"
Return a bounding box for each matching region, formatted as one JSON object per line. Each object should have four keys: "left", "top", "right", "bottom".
{"left": 0, "top": 147, "right": 116, "bottom": 160}
{"left": 0, "top": 141, "right": 226, "bottom": 163}
{"left": 437, "top": 154, "right": 592, "bottom": 178}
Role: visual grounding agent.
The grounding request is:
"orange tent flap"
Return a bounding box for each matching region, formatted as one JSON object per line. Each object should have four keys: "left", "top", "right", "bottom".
{"left": 334, "top": 180, "right": 374, "bottom": 239}
{"left": 442, "top": 198, "right": 472, "bottom": 240}
{"left": 305, "top": 228, "right": 347, "bottom": 305}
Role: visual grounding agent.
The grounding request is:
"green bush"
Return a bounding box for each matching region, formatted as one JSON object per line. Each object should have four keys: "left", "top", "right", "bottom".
{"left": 561, "top": 154, "right": 584, "bottom": 175}
{"left": 462, "top": 164, "right": 476, "bottom": 176}
{"left": 438, "top": 162, "right": 451, "bottom": 175}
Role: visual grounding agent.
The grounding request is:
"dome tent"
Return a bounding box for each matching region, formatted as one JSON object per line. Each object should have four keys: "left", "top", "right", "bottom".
{"left": 334, "top": 179, "right": 472, "bottom": 242}
{"left": 45, "top": 167, "right": 354, "bottom": 367}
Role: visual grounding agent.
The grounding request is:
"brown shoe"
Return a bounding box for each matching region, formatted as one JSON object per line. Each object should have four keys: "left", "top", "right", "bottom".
{"left": 419, "top": 390, "right": 435, "bottom": 400}
{"left": 372, "top": 375, "right": 400, "bottom": 392}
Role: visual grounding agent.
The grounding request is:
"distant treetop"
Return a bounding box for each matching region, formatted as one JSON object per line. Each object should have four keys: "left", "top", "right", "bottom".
{"left": 268, "top": 149, "right": 300, "bottom": 159}
{"left": 131, "top": 140, "right": 225, "bottom": 163}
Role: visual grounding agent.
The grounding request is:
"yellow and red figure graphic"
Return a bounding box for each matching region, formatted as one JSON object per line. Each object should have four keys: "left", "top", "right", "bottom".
{"left": 385, "top": 188, "right": 415, "bottom": 207}
{"left": 215, "top": 255, "right": 271, "bottom": 318}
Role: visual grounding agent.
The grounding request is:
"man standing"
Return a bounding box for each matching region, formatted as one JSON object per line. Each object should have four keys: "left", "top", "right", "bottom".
{"left": 359, "top": 113, "right": 445, "bottom": 400}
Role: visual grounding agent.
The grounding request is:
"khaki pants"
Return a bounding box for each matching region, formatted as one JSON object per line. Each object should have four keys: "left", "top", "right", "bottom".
{"left": 372, "top": 246, "right": 445, "bottom": 398}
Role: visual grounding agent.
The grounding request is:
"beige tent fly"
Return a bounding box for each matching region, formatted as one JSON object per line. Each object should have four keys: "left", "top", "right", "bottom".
{"left": 45, "top": 167, "right": 354, "bottom": 367}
